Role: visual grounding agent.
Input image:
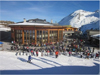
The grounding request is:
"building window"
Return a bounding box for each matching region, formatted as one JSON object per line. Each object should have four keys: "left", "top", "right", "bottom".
{"left": 68, "top": 29, "right": 70, "bottom": 31}
{"left": 74, "top": 29, "right": 76, "bottom": 31}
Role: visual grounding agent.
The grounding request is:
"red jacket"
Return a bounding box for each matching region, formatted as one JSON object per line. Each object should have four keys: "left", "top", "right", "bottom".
{"left": 31, "top": 50, "right": 33, "bottom": 53}
{"left": 96, "top": 53, "right": 99, "bottom": 57}
{"left": 36, "top": 51, "right": 38, "bottom": 54}
{"left": 55, "top": 51, "right": 59, "bottom": 55}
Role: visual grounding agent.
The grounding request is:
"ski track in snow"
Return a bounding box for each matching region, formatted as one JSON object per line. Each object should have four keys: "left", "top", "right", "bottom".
{"left": 0, "top": 51, "right": 100, "bottom": 71}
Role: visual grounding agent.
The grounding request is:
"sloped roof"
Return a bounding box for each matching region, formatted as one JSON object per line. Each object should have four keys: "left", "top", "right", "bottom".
{"left": 9, "top": 18, "right": 59, "bottom": 26}
{"left": 9, "top": 22, "right": 54, "bottom": 26}
{"left": 17, "top": 18, "right": 50, "bottom": 24}
{"left": 17, "top": 18, "right": 59, "bottom": 25}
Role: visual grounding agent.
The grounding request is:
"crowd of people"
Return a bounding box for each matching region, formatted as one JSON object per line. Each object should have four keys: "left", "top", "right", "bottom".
{"left": 11, "top": 38, "right": 99, "bottom": 60}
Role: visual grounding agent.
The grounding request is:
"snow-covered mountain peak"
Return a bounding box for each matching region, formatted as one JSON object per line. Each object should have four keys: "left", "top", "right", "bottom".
{"left": 59, "top": 9, "right": 99, "bottom": 28}
{"left": 59, "top": 9, "right": 99, "bottom": 34}
{"left": 71, "top": 9, "right": 94, "bottom": 17}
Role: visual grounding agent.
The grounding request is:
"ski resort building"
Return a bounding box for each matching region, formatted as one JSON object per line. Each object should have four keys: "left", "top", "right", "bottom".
{"left": 63, "top": 27, "right": 78, "bottom": 37}
{"left": 9, "top": 18, "right": 65, "bottom": 45}
{"left": 9, "top": 18, "right": 78, "bottom": 45}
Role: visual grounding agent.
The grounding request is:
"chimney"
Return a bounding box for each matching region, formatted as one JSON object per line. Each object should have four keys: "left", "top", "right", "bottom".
{"left": 51, "top": 19, "right": 53, "bottom": 23}
{"left": 23, "top": 18, "right": 26, "bottom": 23}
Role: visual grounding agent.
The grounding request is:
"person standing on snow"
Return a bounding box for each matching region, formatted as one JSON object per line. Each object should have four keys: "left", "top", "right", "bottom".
{"left": 92, "top": 47, "right": 95, "bottom": 52}
{"left": 90, "top": 52, "right": 94, "bottom": 58}
{"left": 80, "top": 52, "right": 83, "bottom": 58}
{"left": 95, "top": 52, "right": 99, "bottom": 59}
{"left": 36, "top": 50, "right": 38, "bottom": 56}
{"left": 55, "top": 50, "right": 59, "bottom": 58}
{"left": 47, "top": 50, "right": 50, "bottom": 56}
{"left": 27, "top": 55, "right": 31, "bottom": 63}
{"left": 31, "top": 50, "right": 33, "bottom": 56}
{"left": 86, "top": 52, "right": 90, "bottom": 59}
{"left": 69, "top": 51, "right": 72, "bottom": 56}
{"left": 41, "top": 50, "right": 43, "bottom": 56}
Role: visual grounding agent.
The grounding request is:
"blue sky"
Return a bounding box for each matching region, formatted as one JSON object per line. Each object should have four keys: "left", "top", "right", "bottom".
{"left": 0, "top": 1, "right": 99, "bottom": 23}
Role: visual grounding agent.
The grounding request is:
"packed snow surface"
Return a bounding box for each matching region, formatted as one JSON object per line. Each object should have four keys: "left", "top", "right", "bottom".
{"left": 0, "top": 51, "right": 100, "bottom": 71}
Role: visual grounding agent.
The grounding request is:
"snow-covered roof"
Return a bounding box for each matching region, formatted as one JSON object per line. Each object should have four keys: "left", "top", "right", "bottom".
{"left": 0, "top": 25, "right": 11, "bottom": 31}
{"left": 91, "top": 34, "right": 100, "bottom": 37}
{"left": 0, "top": 27, "right": 11, "bottom": 31}
{"left": 91, "top": 34, "right": 100, "bottom": 40}
{"left": 0, "top": 25, "right": 5, "bottom": 28}
{"left": 9, "top": 22, "right": 54, "bottom": 26}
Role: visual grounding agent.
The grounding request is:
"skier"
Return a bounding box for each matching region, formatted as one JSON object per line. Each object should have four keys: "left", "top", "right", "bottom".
{"left": 95, "top": 53, "right": 99, "bottom": 59}
{"left": 36, "top": 50, "right": 38, "bottom": 56}
{"left": 90, "top": 52, "right": 94, "bottom": 58}
{"left": 47, "top": 50, "right": 50, "bottom": 56}
{"left": 80, "top": 52, "right": 83, "bottom": 58}
{"left": 55, "top": 50, "right": 59, "bottom": 58}
{"left": 11, "top": 46, "right": 14, "bottom": 50}
{"left": 19, "top": 50, "right": 21, "bottom": 55}
{"left": 88, "top": 46, "right": 91, "bottom": 52}
{"left": 73, "top": 48, "right": 75, "bottom": 52}
{"left": 27, "top": 55, "right": 31, "bottom": 63}
{"left": 41, "top": 50, "right": 43, "bottom": 56}
{"left": 69, "top": 51, "right": 71, "bottom": 56}
{"left": 86, "top": 52, "right": 90, "bottom": 59}
{"left": 93, "top": 47, "right": 95, "bottom": 52}
{"left": 49, "top": 50, "right": 52, "bottom": 55}
{"left": 22, "top": 50, "right": 25, "bottom": 55}
{"left": 31, "top": 50, "right": 33, "bottom": 56}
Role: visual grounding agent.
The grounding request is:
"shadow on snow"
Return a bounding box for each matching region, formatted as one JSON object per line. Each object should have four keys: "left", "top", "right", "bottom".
{"left": 1, "top": 57, "right": 99, "bottom": 74}
{"left": 17, "top": 57, "right": 42, "bottom": 69}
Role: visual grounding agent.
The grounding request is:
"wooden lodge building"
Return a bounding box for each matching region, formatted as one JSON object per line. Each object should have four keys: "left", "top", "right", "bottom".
{"left": 9, "top": 18, "right": 78, "bottom": 45}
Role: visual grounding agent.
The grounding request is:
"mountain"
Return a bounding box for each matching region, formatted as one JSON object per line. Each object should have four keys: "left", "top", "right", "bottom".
{"left": 59, "top": 9, "right": 99, "bottom": 34}
{"left": 0, "top": 20, "right": 15, "bottom": 27}
{"left": 79, "top": 20, "right": 99, "bottom": 34}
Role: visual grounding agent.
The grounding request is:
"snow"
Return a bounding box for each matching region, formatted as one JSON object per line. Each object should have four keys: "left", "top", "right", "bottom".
{"left": 91, "top": 34, "right": 100, "bottom": 37}
{"left": 0, "top": 28, "right": 11, "bottom": 31}
{"left": 59, "top": 9, "right": 99, "bottom": 34}
{"left": 0, "top": 25, "right": 11, "bottom": 31}
{"left": 91, "top": 34, "right": 100, "bottom": 40}
{"left": 79, "top": 20, "right": 99, "bottom": 34}
{"left": 0, "top": 25, "right": 5, "bottom": 28}
{"left": 0, "top": 50, "right": 100, "bottom": 74}
{"left": 9, "top": 22, "right": 54, "bottom": 26}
